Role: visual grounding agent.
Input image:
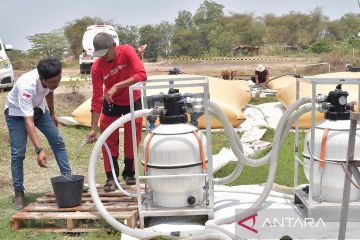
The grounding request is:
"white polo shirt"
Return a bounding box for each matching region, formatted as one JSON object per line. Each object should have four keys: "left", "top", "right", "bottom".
{"left": 5, "top": 69, "right": 51, "bottom": 117}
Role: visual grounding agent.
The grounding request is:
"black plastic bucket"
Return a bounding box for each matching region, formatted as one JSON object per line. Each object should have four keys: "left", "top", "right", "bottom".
{"left": 51, "top": 175, "right": 84, "bottom": 208}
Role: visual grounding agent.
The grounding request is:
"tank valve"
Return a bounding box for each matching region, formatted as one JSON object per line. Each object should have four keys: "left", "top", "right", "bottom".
{"left": 324, "top": 84, "right": 353, "bottom": 120}
{"left": 187, "top": 196, "right": 196, "bottom": 205}
{"left": 147, "top": 115, "right": 157, "bottom": 131}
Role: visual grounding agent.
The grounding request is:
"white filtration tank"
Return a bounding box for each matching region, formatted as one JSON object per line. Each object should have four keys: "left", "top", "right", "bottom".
{"left": 303, "top": 119, "right": 360, "bottom": 202}
{"left": 143, "top": 123, "right": 207, "bottom": 208}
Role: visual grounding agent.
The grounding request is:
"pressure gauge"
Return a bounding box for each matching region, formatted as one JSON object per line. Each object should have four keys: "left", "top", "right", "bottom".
{"left": 338, "top": 96, "right": 347, "bottom": 105}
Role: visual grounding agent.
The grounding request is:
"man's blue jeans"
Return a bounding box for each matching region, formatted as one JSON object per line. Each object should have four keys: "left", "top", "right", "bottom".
{"left": 5, "top": 109, "right": 72, "bottom": 191}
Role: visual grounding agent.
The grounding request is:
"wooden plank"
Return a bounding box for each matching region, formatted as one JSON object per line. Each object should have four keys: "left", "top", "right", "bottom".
{"left": 45, "top": 190, "right": 139, "bottom": 198}
{"left": 45, "top": 192, "right": 139, "bottom": 198}
{"left": 36, "top": 196, "right": 137, "bottom": 203}
{"left": 44, "top": 186, "right": 144, "bottom": 198}
{"left": 23, "top": 202, "right": 138, "bottom": 212}
{"left": 126, "top": 211, "right": 138, "bottom": 228}
{"left": 10, "top": 219, "right": 21, "bottom": 230}
{"left": 12, "top": 211, "right": 134, "bottom": 220}
{"left": 67, "top": 219, "right": 77, "bottom": 231}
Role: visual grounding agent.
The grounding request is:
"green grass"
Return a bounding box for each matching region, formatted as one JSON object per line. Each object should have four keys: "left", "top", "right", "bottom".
{"left": 213, "top": 128, "right": 308, "bottom": 187}
{"left": 249, "top": 94, "right": 278, "bottom": 105}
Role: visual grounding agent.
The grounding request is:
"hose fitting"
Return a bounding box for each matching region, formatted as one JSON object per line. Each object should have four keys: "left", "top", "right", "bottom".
{"left": 316, "top": 94, "right": 327, "bottom": 103}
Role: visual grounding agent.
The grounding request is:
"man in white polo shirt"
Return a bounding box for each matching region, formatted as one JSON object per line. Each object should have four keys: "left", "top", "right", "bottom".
{"left": 4, "top": 57, "right": 72, "bottom": 209}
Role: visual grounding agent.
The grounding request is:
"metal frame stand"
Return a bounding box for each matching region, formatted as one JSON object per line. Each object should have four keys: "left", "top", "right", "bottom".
{"left": 129, "top": 76, "right": 214, "bottom": 228}
{"left": 338, "top": 112, "right": 360, "bottom": 240}
{"left": 294, "top": 77, "right": 360, "bottom": 222}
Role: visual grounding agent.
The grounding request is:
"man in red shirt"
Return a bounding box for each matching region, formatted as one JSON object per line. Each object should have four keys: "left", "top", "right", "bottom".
{"left": 86, "top": 32, "right": 147, "bottom": 191}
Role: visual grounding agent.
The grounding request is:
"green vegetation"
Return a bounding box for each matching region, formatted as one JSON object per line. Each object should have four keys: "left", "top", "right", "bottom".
{"left": 26, "top": 29, "right": 70, "bottom": 59}
{"left": 310, "top": 39, "right": 334, "bottom": 54}
{"left": 65, "top": 75, "right": 90, "bottom": 94}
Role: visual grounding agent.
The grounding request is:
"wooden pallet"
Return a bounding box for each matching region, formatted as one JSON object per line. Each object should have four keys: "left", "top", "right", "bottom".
{"left": 11, "top": 185, "right": 142, "bottom": 232}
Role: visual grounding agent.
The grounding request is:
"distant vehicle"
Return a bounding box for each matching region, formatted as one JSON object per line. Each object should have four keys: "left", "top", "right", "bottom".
{"left": 79, "top": 24, "right": 119, "bottom": 74}
{"left": 0, "top": 38, "right": 14, "bottom": 90}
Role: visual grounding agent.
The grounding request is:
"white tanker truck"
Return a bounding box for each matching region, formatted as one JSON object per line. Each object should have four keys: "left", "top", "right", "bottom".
{"left": 79, "top": 24, "right": 119, "bottom": 74}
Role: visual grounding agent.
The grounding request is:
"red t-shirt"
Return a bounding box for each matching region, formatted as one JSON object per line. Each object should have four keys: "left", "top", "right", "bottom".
{"left": 91, "top": 45, "right": 147, "bottom": 113}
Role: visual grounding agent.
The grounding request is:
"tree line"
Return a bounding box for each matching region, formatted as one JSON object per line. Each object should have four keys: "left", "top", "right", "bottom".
{"left": 8, "top": 0, "right": 360, "bottom": 66}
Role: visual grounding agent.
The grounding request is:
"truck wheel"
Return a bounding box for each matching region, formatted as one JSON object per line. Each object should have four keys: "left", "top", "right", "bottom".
{"left": 80, "top": 64, "right": 85, "bottom": 74}
{"left": 80, "top": 63, "right": 92, "bottom": 74}
{"left": 85, "top": 63, "right": 92, "bottom": 74}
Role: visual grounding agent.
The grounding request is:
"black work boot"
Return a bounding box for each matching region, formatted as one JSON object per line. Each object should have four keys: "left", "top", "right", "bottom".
{"left": 122, "top": 158, "right": 136, "bottom": 185}
{"left": 14, "top": 190, "right": 26, "bottom": 210}
{"left": 125, "top": 176, "right": 136, "bottom": 185}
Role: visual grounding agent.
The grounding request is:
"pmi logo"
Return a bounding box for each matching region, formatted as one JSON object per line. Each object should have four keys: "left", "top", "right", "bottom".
{"left": 237, "top": 213, "right": 258, "bottom": 233}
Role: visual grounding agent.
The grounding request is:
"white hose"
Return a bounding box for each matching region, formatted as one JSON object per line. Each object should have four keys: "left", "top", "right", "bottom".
{"left": 104, "top": 142, "right": 143, "bottom": 197}
{"left": 211, "top": 97, "right": 312, "bottom": 185}
{"left": 245, "top": 104, "right": 269, "bottom": 125}
{"left": 282, "top": 103, "right": 323, "bottom": 140}
{"left": 212, "top": 97, "right": 311, "bottom": 167}
{"left": 206, "top": 97, "right": 312, "bottom": 231}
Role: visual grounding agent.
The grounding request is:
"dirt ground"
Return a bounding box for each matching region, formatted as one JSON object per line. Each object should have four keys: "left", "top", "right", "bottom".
{"left": 144, "top": 57, "right": 315, "bottom": 77}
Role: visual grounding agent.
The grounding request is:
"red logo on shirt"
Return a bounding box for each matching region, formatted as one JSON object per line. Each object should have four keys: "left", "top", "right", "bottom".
{"left": 103, "top": 64, "right": 127, "bottom": 80}
{"left": 23, "top": 92, "right": 31, "bottom": 98}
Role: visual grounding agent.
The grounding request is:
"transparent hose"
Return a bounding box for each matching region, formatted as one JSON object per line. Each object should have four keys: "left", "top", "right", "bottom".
{"left": 104, "top": 142, "right": 143, "bottom": 197}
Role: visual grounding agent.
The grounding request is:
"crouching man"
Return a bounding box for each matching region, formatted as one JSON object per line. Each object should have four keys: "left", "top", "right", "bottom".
{"left": 4, "top": 57, "right": 77, "bottom": 209}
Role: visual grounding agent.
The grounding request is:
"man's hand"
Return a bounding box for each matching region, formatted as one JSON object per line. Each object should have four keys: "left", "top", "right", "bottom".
{"left": 37, "top": 150, "right": 48, "bottom": 168}
{"left": 104, "top": 86, "right": 118, "bottom": 104}
{"left": 85, "top": 129, "right": 97, "bottom": 144}
{"left": 51, "top": 114, "right": 58, "bottom": 127}
{"left": 103, "top": 77, "right": 135, "bottom": 104}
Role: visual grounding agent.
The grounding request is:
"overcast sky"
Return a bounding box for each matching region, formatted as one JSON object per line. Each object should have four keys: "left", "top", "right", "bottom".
{"left": 1, "top": 0, "right": 359, "bottom": 50}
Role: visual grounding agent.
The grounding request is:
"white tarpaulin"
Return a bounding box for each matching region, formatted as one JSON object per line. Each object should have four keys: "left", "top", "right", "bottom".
{"left": 234, "top": 102, "right": 285, "bottom": 155}
{"left": 121, "top": 185, "right": 360, "bottom": 240}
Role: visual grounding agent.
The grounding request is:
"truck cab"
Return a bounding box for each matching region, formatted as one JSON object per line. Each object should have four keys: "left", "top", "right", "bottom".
{"left": 0, "top": 38, "right": 14, "bottom": 90}
{"left": 79, "top": 24, "right": 119, "bottom": 74}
